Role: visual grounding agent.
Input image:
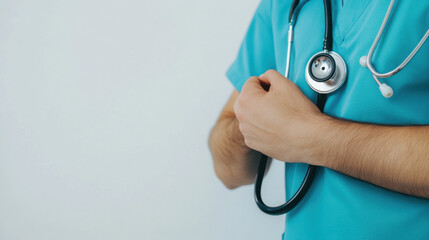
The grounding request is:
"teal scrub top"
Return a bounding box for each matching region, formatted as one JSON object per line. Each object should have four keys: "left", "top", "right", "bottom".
{"left": 226, "top": 0, "right": 429, "bottom": 239}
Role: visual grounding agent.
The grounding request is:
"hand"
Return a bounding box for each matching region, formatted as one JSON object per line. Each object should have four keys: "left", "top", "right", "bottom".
{"left": 233, "top": 69, "right": 326, "bottom": 164}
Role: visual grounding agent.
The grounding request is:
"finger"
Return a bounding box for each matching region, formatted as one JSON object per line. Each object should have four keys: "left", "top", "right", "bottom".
{"left": 259, "top": 69, "right": 290, "bottom": 88}
{"left": 241, "top": 76, "right": 266, "bottom": 95}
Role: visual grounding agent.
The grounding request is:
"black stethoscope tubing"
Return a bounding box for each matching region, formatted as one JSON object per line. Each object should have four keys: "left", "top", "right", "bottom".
{"left": 254, "top": 0, "right": 332, "bottom": 215}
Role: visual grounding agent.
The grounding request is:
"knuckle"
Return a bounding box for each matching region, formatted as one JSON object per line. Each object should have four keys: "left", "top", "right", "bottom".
{"left": 233, "top": 98, "right": 239, "bottom": 111}
{"left": 234, "top": 104, "right": 247, "bottom": 123}
{"left": 241, "top": 77, "right": 255, "bottom": 92}
{"left": 238, "top": 123, "right": 245, "bottom": 133}
{"left": 244, "top": 138, "right": 253, "bottom": 148}
{"left": 248, "top": 76, "right": 259, "bottom": 81}
{"left": 263, "top": 69, "right": 279, "bottom": 79}
{"left": 234, "top": 107, "right": 242, "bottom": 121}
{"left": 237, "top": 94, "right": 247, "bottom": 106}
{"left": 265, "top": 69, "right": 277, "bottom": 75}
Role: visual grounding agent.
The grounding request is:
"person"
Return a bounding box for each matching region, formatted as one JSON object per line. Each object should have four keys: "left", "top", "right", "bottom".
{"left": 208, "top": 0, "right": 429, "bottom": 239}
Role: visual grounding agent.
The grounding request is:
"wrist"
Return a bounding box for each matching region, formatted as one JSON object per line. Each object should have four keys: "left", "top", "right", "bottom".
{"left": 228, "top": 117, "right": 252, "bottom": 154}
{"left": 304, "top": 113, "right": 337, "bottom": 166}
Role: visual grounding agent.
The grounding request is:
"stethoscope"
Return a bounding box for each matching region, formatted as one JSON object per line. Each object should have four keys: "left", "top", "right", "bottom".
{"left": 254, "top": 0, "right": 429, "bottom": 215}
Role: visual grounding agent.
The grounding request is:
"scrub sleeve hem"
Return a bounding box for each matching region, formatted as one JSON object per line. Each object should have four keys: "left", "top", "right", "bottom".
{"left": 226, "top": 65, "right": 248, "bottom": 92}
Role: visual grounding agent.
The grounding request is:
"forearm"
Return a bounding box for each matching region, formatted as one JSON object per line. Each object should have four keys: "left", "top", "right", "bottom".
{"left": 234, "top": 69, "right": 429, "bottom": 197}
{"left": 209, "top": 116, "right": 260, "bottom": 189}
{"left": 312, "top": 115, "right": 429, "bottom": 198}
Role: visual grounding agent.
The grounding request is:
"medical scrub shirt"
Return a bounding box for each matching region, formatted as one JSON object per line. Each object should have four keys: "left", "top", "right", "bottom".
{"left": 226, "top": 0, "right": 429, "bottom": 239}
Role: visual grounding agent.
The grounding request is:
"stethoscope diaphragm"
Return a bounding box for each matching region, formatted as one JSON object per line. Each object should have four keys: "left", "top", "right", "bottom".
{"left": 305, "top": 51, "right": 347, "bottom": 94}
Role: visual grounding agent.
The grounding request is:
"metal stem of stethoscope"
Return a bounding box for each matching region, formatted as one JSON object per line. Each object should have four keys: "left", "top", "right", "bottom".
{"left": 285, "top": 24, "right": 294, "bottom": 79}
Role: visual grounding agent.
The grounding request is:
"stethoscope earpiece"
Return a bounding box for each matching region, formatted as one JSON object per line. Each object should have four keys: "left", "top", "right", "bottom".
{"left": 359, "top": 56, "right": 368, "bottom": 67}
{"left": 361, "top": 55, "right": 394, "bottom": 99}
{"left": 379, "top": 83, "right": 393, "bottom": 98}
{"left": 359, "top": 0, "right": 429, "bottom": 99}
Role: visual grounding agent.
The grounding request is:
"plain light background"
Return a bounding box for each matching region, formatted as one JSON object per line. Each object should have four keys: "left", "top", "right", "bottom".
{"left": 0, "top": 0, "right": 287, "bottom": 239}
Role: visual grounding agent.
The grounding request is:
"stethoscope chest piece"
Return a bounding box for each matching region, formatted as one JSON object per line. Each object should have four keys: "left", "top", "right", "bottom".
{"left": 305, "top": 51, "right": 347, "bottom": 94}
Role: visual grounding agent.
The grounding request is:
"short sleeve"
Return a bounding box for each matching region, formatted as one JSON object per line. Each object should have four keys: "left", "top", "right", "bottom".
{"left": 226, "top": 0, "right": 276, "bottom": 92}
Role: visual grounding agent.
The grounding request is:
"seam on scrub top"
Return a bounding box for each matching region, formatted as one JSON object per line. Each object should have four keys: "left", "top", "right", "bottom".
{"left": 336, "top": 0, "right": 372, "bottom": 46}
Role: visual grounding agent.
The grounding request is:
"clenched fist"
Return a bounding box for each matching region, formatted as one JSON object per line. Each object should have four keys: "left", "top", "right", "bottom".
{"left": 233, "top": 69, "right": 328, "bottom": 165}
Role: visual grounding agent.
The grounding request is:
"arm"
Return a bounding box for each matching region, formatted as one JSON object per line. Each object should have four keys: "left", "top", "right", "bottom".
{"left": 234, "top": 70, "right": 429, "bottom": 198}
{"left": 209, "top": 90, "right": 265, "bottom": 189}
{"left": 313, "top": 117, "right": 429, "bottom": 198}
